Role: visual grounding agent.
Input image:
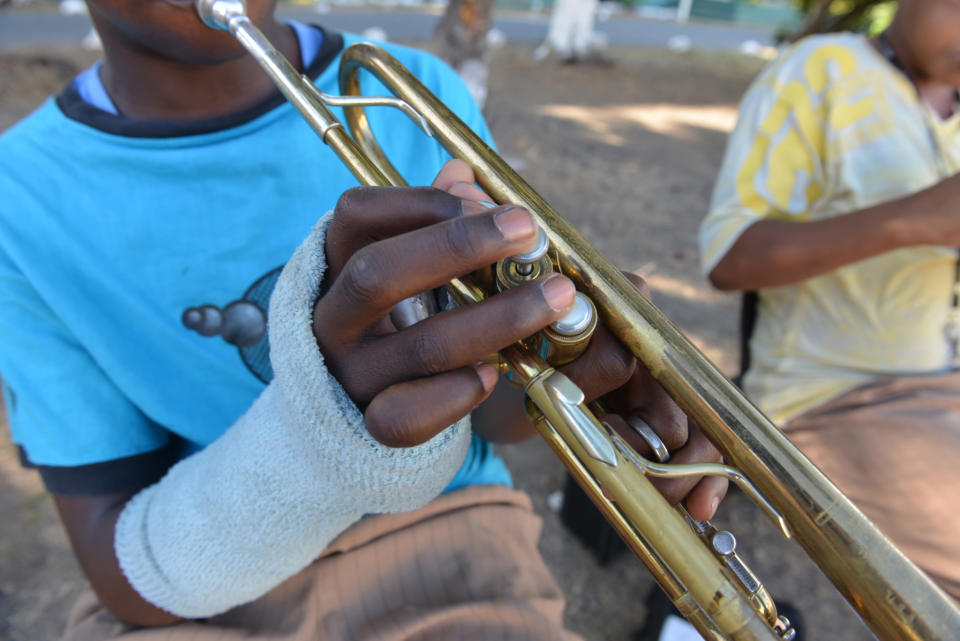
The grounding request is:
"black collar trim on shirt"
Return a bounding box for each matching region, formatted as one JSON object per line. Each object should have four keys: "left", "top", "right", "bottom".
{"left": 54, "top": 26, "right": 345, "bottom": 139}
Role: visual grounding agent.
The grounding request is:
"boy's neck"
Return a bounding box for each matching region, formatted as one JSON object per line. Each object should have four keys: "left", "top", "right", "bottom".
{"left": 917, "top": 80, "right": 958, "bottom": 120}
{"left": 883, "top": 26, "right": 957, "bottom": 119}
{"left": 97, "top": 20, "right": 301, "bottom": 122}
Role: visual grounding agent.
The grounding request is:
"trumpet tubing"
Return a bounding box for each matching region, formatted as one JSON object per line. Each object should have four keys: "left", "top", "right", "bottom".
{"left": 195, "top": 1, "right": 960, "bottom": 638}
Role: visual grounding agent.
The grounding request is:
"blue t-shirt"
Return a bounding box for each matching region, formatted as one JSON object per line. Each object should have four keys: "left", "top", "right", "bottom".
{"left": 0, "top": 26, "right": 510, "bottom": 494}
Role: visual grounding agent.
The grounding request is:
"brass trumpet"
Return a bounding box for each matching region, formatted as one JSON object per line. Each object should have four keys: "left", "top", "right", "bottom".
{"left": 195, "top": 2, "right": 960, "bottom": 638}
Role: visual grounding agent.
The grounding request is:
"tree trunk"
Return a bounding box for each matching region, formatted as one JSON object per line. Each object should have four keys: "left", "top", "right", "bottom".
{"left": 432, "top": 0, "right": 495, "bottom": 107}
{"left": 791, "top": 0, "right": 833, "bottom": 41}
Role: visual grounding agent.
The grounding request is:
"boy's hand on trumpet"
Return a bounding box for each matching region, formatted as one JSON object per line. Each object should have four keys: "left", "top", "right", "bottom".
{"left": 437, "top": 160, "right": 727, "bottom": 521}
{"left": 314, "top": 171, "right": 577, "bottom": 444}
{"left": 313, "top": 159, "right": 727, "bottom": 521}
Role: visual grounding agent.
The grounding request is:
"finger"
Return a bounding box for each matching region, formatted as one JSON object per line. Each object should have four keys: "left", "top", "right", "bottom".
{"left": 316, "top": 206, "right": 543, "bottom": 342}
{"left": 431, "top": 158, "right": 477, "bottom": 191}
{"left": 326, "top": 186, "right": 486, "bottom": 282}
{"left": 607, "top": 363, "right": 688, "bottom": 452}
{"left": 447, "top": 181, "right": 491, "bottom": 203}
{"left": 567, "top": 270, "right": 669, "bottom": 418}
{"left": 365, "top": 363, "right": 498, "bottom": 447}
{"left": 684, "top": 475, "right": 729, "bottom": 521}
{"left": 622, "top": 271, "right": 651, "bottom": 299}
{"left": 340, "top": 274, "right": 577, "bottom": 403}
{"left": 603, "top": 379, "right": 687, "bottom": 455}
{"left": 432, "top": 159, "right": 493, "bottom": 210}
{"left": 559, "top": 325, "right": 636, "bottom": 403}
{"left": 604, "top": 416, "right": 721, "bottom": 507}
{"left": 603, "top": 413, "right": 676, "bottom": 464}
{"left": 648, "top": 426, "right": 724, "bottom": 507}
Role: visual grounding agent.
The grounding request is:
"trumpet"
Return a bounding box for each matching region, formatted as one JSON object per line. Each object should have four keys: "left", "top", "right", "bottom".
{"left": 195, "top": 1, "right": 960, "bottom": 638}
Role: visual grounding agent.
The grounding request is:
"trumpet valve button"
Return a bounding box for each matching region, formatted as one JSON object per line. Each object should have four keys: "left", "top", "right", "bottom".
{"left": 509, "top": 227, "right": 550, "bottom": 265}
{"left": 550, "top": 293, "right": 595, "bottom": 337}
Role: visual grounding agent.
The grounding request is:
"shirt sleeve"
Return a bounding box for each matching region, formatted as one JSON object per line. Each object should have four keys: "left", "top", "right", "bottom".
{"left": 0, "top": 247, "right": 172, "bottom": 492}
{"left": 699, "top": 49, "right": 831, "bottom": 276}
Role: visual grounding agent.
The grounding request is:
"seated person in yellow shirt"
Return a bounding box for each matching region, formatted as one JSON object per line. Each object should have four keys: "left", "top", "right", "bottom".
{"left": 700, "top": 0, "right": 960, "bottom": 602}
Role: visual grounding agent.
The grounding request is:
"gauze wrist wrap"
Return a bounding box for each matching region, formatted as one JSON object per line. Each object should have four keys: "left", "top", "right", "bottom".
{"left": 115, "top": 212, "right": 471, "bottom": 618}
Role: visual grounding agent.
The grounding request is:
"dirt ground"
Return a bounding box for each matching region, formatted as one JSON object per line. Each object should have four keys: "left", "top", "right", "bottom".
{"left": 0, "top": 41, "right": 880, "bottom": 641}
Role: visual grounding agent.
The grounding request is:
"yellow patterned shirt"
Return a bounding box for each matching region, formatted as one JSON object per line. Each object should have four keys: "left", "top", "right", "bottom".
{"left": 700, "top": 33, "right": 960, "bottom": 425}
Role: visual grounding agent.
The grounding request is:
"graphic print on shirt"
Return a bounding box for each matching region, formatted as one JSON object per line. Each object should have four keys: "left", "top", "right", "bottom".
{"left": 181, "top": 267, "right": 282, "bottom": 383}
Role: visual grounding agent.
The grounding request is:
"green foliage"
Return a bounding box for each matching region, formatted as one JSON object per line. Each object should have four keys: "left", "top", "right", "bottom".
{"left": 786, "top": 0, "right": 896, "bottom": 41}
{"left": 865, "top": 1, "right": 896, "bottom": 35}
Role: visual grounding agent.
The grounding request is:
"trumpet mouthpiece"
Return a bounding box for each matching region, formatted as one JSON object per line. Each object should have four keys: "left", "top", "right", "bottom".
{"left": 195, "top": 0, "right": 247, "bottom": 30}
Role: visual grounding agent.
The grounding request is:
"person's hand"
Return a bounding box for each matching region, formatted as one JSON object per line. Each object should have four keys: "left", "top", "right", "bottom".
{"left": 435, "top": 159, "right": 727, "bottom": 521}
{"left": 564, "top": 305, "right": 728, "bottom": 521}
{"left": 312, "top": 176, "right": 579, "bottom": 449}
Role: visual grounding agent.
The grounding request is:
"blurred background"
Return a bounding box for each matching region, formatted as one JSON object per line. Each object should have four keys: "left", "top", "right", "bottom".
{"left": 1, "top": 1, "right": 897, "bottom": 639}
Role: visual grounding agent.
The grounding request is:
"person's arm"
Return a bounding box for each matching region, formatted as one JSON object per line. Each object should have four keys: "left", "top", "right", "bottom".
{"left": 46, "top": 164, "right": 724, "bottom": 626}
{"left": 700, "top": 42, "right": 960, "bottom": 293}
{"left": 46, "top": 182, "right": 574, "bottom": 626}
{"left": 54, "top": 492, "right": 180, "bottom": 626}
{"left": 708, "top": 171, "right": 960, "bottom": 291}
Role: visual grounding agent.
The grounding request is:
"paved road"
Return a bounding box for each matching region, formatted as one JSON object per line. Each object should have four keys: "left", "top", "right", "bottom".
{"left": 0, "top": 6, "right": 776, "bottom": 50}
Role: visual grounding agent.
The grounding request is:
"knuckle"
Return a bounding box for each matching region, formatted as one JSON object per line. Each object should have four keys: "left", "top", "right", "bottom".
{"left": 593, "top": 343, "right": 636, "bottom": 390}
{"left": 365, "top": 406, "right": 415, "bottom": 447}
{"left": 422, "top": 186, "right": 462, "bottom": 217}
{"left": 658, "top": 414, "right": 689, "bottom": 452}
{"left": 650, "top": 478, "right": 684, "bottom": 506}
{"left": 438, "top": 216, "right": 484, "bottom": 264}
{"left": 328, "top": 358, "right": 376, "bottom": 406}
{"left": 334, "top": 186, "right": 374, "bottom": 217}
{"left": 636, "top": 279, "right": 651, "bottom": 297}
{"left": 409, "top": 329, "right": 452, "bottom": 376}
{"left": 699, "top": 434, "right": 724, "bottom": 463}
{"left": 339, "top": 249, "right": 388, "bottom": 306}
{"left": 624, "top": 271, "right": 651, "bottom": 298}
{"left": 491, "top": 299, "right": 546, "bottom": 344}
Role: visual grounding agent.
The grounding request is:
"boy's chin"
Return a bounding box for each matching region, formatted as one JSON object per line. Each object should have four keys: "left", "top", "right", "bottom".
{"left": 154, "top": 1, "right": 281, "bottom": 63}
{"left": 91, "top": 0, "right": 277, "bottom": 65}
{"left": 154, "top": 31, "right": 251, "bottom": 65}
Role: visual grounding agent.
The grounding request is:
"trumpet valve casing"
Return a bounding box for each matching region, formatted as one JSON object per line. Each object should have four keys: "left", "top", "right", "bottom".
{"left": 543, "top": 293, "right": 598, "bottom": 366}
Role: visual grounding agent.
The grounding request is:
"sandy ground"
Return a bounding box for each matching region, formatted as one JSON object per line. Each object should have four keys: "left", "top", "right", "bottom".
{"left": 0, "top": 42, "right": 880, "bottom": 641}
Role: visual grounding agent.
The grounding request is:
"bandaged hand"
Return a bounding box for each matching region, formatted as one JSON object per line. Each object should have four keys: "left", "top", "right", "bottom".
{"left": 312, "top": 179, "right": 579, "bottom": 447}
{"left": 112, "top": 176, "right": 582, "bottom": 619}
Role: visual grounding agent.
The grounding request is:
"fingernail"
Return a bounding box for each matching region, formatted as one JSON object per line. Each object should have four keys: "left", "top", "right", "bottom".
{"left": 474, "top": 362, "right": 499, "bottom": 394}
{"left": 709, "top": 497, "right": 720, "bottom": 519}
{"left": 493, "top": 207, "right": 536, "bottom": 242}
{"left": 542, "top": 274, "right": 576, "bottom": 312}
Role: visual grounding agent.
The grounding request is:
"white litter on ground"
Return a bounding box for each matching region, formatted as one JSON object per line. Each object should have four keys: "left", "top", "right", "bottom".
{"left": 547, "top": 490, "right": 565, "bottom": 513}
{"left": 666, "top": 34, "right": 692, "bottom": 52}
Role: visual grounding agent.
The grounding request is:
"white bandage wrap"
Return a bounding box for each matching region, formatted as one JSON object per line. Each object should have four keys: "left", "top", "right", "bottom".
{"left": 115, "top": 213, "right": 471, "bottom": 618}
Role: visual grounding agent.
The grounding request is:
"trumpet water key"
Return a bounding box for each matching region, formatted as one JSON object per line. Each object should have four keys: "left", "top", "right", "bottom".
{"left": 194, "top": 1, "right": 960, "bottom": 638}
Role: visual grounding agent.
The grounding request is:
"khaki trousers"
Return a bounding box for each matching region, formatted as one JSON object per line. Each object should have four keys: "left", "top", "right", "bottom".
{"left": 785, "top": 372, "right": 960, "bottom": 602}
{"left": 62, "top": 485, "right": 581, "bottom": 641}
